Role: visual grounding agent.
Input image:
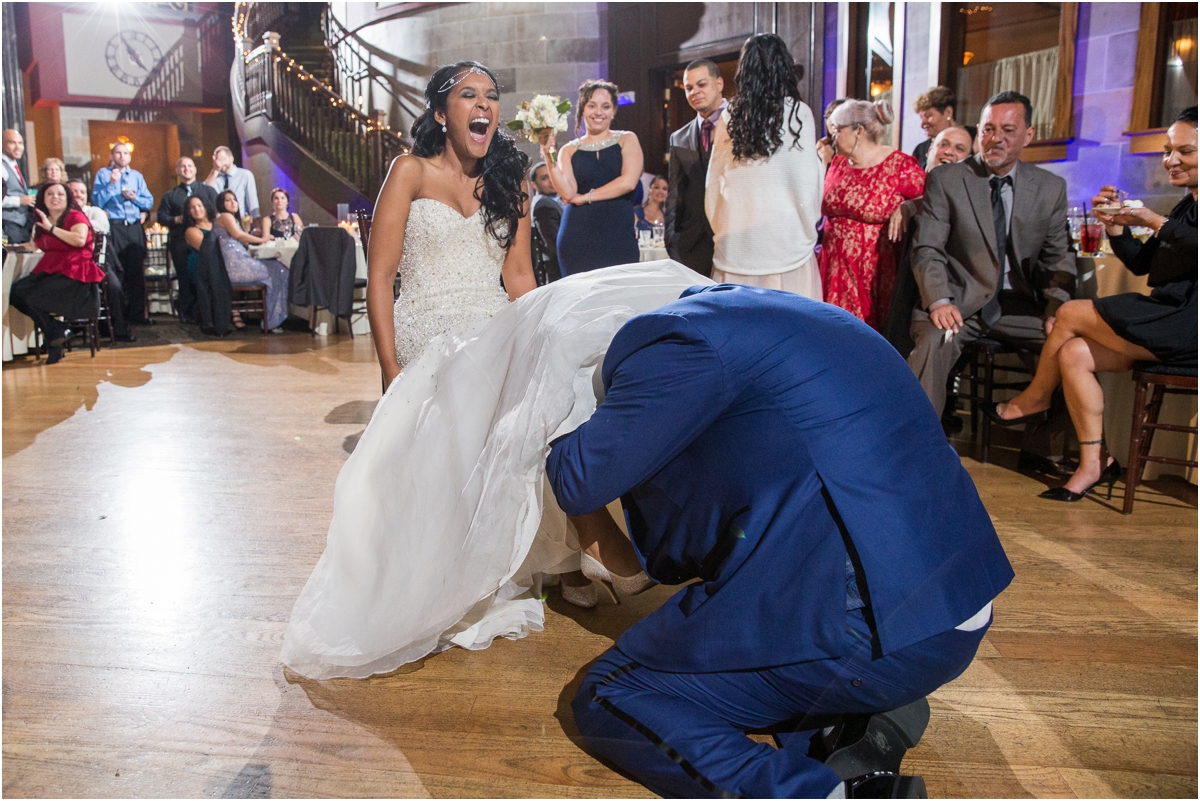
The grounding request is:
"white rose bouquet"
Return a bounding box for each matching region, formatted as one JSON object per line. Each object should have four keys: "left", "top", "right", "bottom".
{"left": 507, "top": 94, "right": 571, "bottom": 161}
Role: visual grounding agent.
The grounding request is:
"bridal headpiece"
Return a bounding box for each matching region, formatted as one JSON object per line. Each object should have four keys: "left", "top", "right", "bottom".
{"left": 437, "top": 66, "right": 495, "bottom": 94}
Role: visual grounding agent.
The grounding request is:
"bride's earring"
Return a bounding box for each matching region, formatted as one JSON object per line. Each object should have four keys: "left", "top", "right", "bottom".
{"left": 441, "top": 122, "right": 447, "bottom": 133}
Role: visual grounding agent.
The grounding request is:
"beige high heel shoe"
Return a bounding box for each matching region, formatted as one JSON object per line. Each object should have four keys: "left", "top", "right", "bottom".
{"left": 580, "top": 553, "right": 655, "bottom": 603}
{"left": 542, "top": 572, "right": 597, "bottom": 608}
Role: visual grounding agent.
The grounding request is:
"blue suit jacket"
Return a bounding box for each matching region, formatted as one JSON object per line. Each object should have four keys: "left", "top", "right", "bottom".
{"left": 546, "top": 285, "right": 1013, "bottom": 673}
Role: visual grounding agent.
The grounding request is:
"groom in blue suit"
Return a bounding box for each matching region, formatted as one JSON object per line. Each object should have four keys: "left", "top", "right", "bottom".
{"left": 546, "top": 285, "right": 1014, "bottom": 798}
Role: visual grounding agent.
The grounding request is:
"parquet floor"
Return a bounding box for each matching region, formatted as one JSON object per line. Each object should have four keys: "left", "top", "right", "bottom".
{"left": 3, "top": 333, "right": 1196, "bottom": 798}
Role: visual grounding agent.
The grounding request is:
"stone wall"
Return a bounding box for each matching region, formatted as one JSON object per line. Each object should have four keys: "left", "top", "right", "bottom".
{"left": 334, "top": 2, "right": 608, "bottom": 164}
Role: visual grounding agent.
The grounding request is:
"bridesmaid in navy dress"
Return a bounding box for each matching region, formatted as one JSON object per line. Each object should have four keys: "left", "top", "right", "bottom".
{"left": 540, "top": 79, "right": 643, "bottom": 275}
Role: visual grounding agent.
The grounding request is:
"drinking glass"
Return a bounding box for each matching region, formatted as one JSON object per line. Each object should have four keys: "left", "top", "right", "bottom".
{"left": 1080, "top": 215, "right": 1104, "bottom": 256}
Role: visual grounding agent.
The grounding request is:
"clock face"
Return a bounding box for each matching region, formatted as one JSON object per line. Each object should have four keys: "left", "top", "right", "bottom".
{"left": 105, "top": 30, "right": 164, "bottom": 87}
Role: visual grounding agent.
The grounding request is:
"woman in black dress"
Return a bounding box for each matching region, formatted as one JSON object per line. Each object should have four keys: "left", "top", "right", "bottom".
{"left": 539, "top": 79, "right": 643, "bottom": 275}
{"left": 988, "top": 106, "right": 1197, "bottom": 501}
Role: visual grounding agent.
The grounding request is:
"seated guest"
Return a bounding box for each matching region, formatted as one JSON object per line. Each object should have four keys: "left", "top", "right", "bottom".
{"left": 213, "top": 190, "right": 289, "bottom": 331}
{"left": 529, "top": 161, "right": 563, "bottom": 284}
{"left": 706, "top": 34, "right": 824, "bottom": 299}
{"left": 38, "top": 157, "right": 66, "bottom": 188}
{"left": 987, "top": 106, "right": 1197, "bottom": 500}
{"left": 634, "top": 174, "right": 667, "bottom": 232}
{"left": 65, "top": 179, "right": 133, "bottom": 342}
{"left": 911, "top": 87, "right": 976, "bottom": 170}
{"left": 158, "top": 156, "right": 218, "bottom": 323}
{"left": 907, "top": 91, "right": 1075, "bottom": 465}
{"left": 9, "top": 183, "right": 104, "bottom": 364}
{"left": 183, "top": 195, "right": 232, "bottom": 336}
{"left": 882, "top": 124, "right": 977, "bottom": 357}
{"left": 2, "top": 129, "right": 34, "bottom": 244}
{"left": 551, "top": 285, "right": 1012, "bottom": 799}
{"left": 257, "top": 187, "right": 303, "bottom": 241}
{"left": 206, "top": 146, "right": 260, "bottom": 220}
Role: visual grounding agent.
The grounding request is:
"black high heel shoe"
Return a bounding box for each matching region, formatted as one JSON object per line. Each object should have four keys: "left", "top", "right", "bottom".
{"left": 983, "top": 401, "right": 1049, "bottom": 427}
{"left": 1038, "top": 459, "right": 1122, "bottom": 502}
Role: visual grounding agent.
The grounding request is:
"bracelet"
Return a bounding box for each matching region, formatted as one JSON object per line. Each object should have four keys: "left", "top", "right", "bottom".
{"left": 588, "top": 190, "right": 594, "bottom": 204}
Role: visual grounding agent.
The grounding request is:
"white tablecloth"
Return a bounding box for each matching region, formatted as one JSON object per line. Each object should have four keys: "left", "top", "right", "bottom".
{"left": 3, "top": 250, "right": 43, "bottom": 362}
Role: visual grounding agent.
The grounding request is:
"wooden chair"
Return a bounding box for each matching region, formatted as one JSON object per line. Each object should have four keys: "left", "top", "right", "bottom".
{"left": 1123, "top": 362, "right": 1198, "bottom": 514}
{"left": 947, "top": 338, "right": 1033, "bottom": 463}
{"left": 142, "top": 241, "right": 176, "bottom": 318}
{"left": 92, "top": 232, "right": 117, "bottom": 346}
{"left": 63, "top": 283, "right": 102, "bottom": 358}
{"left": 356, "top": 210, "right": 401, "bottom": 300}
{"left": 230, "top": 284, "right": 269, "bottom": 335}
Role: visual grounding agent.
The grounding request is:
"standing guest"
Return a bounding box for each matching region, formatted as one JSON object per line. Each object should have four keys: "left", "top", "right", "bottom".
{"left": 9, "top": 183, "right": 104, "bottom": 364}
{"left": 65, "top": 179, "right": 134, "bottom": 343}
{"left": 706, "top": 34, "right": 824, "bottom": 299}
{"left": 529, "top": 161, "right": 563, "bottom": 284}
{"left": 205, "top": 146, "right": 260, "bottom": 221}
{"left": 257, "top": 188, "right": 303, "bottom": 241}
{"left": 911, "top": 87, "right": 975, "bottom": 171}
{"left": 213, "top": 190, "right": 289, "bottom": 331}
{"left": 822, "top": 99, "right": 925, "bottom": 328}
{"left": 988, "top": 106, "right": 1197, "bottom": 501}
{"left": 540, "top": 79, "right": 643, "bottom": 276}
{"left": 157, "top": 157, "right": 218, "bottom": 324}
{"left": 92, "top": 141, "right": 154, "bottom": 325}
{"left": 816, "top": 98, "right": 847, "bottom": 169}
{"left": 907, "top": 91, "right": 1075, "bottom": 465}
{"left": 634, "top": 174, "right": 667, "bottom": 232}
{"left": 2, "top": 129, "right": 34, "bottom": 244}
{"left": 38, "top": 158, "right": 66, "bottom": 188}
{"left": 664, "top": 59, "right": 725, "bottom": 278}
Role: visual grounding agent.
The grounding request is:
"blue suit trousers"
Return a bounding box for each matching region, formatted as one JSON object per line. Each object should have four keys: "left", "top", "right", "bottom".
{"left": 573, "top": 608, "right": 989, "bottom": 799}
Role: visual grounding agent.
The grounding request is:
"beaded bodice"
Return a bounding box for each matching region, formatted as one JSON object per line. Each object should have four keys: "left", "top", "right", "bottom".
{"left": 393, "top": 198, "right": 509, "bottom": 366}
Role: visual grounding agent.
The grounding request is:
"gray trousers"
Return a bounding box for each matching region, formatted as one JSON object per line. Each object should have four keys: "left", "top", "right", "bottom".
{"left": 907, "top": 310, "right": 1069, "bottom": 458}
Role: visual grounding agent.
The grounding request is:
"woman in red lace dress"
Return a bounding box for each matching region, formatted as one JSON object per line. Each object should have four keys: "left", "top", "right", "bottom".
{"left": 821, "top": 100, "right": 925, "bottom": 329}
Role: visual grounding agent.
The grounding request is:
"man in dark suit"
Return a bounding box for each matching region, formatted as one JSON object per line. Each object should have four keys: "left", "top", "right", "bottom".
{"left": 528, "top": 161, "right": 562, "bottom": 285}
{"left": 157, "top": 157, "right": 218, "bottom": 322}
{"left": 908, "top": 91, "right": 1075, "bottom": 462}
{"left": 548, "top": 285, "right": 1013, "bottom": 799}
{"left": 664, "top": 59, "right": 725, "bottom": 278}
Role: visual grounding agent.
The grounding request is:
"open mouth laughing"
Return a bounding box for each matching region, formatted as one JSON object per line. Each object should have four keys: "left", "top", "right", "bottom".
{"left": 468, "top": 116, "right": 491, "bottom": 142}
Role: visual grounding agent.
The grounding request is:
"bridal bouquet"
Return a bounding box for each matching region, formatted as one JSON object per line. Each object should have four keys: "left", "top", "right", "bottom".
{"left": 507, "top": 95, "right": 571, "bottom": 161}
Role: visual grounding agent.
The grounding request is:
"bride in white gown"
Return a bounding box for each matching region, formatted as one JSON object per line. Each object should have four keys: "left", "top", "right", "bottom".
{"left": 282, "top": 63, "right": 706, "bottom": 680}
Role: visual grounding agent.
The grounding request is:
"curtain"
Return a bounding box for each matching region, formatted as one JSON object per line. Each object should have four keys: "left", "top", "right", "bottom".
{"left": 957, "top": 47, "right": 1060, "bottom": 141}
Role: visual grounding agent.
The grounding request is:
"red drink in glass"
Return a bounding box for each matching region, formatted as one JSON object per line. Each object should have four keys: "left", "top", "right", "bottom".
{"left": 1081, "top": 222, "right": 1103, "bottom": 254}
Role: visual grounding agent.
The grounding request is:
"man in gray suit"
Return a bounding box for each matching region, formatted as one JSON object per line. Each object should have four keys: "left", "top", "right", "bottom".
{"left": 908, "top": 91, "right": 1074, "bottom": 459}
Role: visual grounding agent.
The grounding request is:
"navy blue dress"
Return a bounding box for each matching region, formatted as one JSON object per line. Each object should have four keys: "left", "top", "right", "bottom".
{"left": 556, "top": 135, "right": 640, "bottom": 275}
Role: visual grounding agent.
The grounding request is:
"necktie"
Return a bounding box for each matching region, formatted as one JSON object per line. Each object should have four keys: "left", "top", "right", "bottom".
{"left": 185, "top": 184, "right": 192, "bottom": 198}
{"left": 222, "top": 173, "right": 229, "bottom": 191}
{"left": 700, "top": 118, "right": 715, "bottom": 153}
{"left": 982, "top": 175, "right": 1013, "bottom": 325}
{"left": 12, "top": 161, "right": 25, "bottom": 188}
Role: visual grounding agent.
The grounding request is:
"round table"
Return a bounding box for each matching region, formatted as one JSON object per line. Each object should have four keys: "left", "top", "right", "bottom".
{"left": 3, "top": 249, "right": 44, "bottom": 361}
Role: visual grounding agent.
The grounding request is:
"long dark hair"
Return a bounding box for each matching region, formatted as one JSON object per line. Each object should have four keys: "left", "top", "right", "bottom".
{"left": 185, "top": 195, "right": 214, "bottom": 228}
{"left": 410, "top": 61, "right": 528, "bottom": 250}
{"left": 34, "top": 181, "right": 82, "bottom": 226}
{"left": 727, "top": 34, "right": 804, "bottom": 161}
{"left": 215, "top": 190, "right": 241, "bottom": 217}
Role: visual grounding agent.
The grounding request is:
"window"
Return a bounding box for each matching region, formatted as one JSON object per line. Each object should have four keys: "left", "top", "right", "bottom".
{"left": 1129, "top": 3, "right": 1198, "bottom": 152}
{"left": 941, "top": 2, "right": 1078, "bottom": 151}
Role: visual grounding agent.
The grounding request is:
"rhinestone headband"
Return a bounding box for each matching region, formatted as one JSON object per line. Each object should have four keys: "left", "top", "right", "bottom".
{"left": 437, "top": 66, "right": 495, "bottom": 94}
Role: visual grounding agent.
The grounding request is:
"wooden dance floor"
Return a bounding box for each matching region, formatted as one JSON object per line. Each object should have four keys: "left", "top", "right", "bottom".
{"left": 3, "top": 334, "right": 1196, "bottom": 798}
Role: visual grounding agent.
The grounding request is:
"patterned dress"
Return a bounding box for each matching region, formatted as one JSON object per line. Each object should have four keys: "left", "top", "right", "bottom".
{"left": 821, "top": 151, "right": 925, "bottom": 329}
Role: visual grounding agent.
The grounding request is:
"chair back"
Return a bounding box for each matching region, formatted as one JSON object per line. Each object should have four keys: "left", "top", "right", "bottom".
{"left": 356, "top": 210, "right": 372, "bottom": 256}
{"left": 93, "top": 230, "right": 107, "bottom": 267}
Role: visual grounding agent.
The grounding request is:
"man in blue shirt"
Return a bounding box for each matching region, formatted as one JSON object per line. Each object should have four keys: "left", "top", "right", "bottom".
{"left": 93, "top": 142, "right": 155, "bottom": 325}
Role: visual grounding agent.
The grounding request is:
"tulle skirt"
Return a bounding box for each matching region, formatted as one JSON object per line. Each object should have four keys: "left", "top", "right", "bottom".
{"left": 281, "top": 260, "right": 713, "bottom": 679}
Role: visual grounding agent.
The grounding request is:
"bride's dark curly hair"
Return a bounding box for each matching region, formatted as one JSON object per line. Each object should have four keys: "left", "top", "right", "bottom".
{"left": 410, "top": 61, "right": 529, "bottom": 249}
{"left": 727, "top": 34, "right": 804, "bottom": 161}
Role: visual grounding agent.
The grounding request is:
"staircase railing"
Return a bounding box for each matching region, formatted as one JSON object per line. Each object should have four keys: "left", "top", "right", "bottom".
{"left": 234, "top": 2, "right": 410, "bottom": 200}
{"left": 119, "top": 10, "right": 228, "bottom": 122}
{"left": 323, "top": 10, "right": 425, "bottom": 123}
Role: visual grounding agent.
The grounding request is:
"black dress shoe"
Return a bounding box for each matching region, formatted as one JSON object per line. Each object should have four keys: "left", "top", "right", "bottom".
{"left": 1039, "top": 460, "right": 1122, "bottom": 502}
{"left": 846, "top": 772, "right": 928, "bottom": 798}
{"left": 114, "top": 332, "right": 137, "bottom": 343}
{"left": 45, "top": 345, "right": 65, "bottom": 365}
{"left": 983, "top": 401, "right": 1048, "bottom": 427}
{"left": 823, "top": 698, "right": 931, "bottom": 778}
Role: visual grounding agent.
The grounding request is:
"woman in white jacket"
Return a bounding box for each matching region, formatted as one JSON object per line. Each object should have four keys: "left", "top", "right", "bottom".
{"left": 705, "top": 33, "right": 824, "bottom": 299}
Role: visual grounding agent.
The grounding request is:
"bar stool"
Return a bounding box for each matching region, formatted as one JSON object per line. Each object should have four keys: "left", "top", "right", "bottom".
{"left": 949, "top": 338, "right": 1033, "bottom": 463}
{"left": 1123, "top": 362, "right": 1198, "bottom": 514}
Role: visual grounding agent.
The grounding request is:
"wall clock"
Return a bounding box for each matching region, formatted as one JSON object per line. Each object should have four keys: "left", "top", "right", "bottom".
{"left": 105, "top": 30, "right": 164, "bottom": 87}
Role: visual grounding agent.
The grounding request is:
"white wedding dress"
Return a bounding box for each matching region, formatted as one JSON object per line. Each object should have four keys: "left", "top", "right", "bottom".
{"left": 280, "top": 198, "right": 712, "bottom": 679}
